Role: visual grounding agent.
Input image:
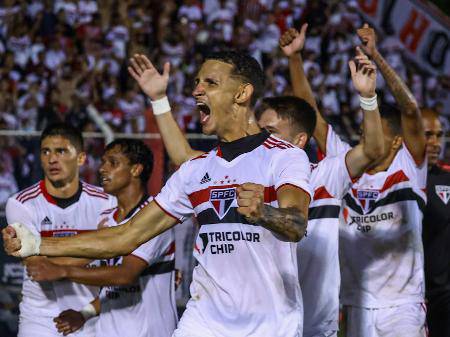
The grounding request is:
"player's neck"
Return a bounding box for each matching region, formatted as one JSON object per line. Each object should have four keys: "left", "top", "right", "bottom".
{"left": 44, "top": 177, "right": 80, "bottom": 199}
{"left": 115, "top": 184, "right": 146, "bottom": 222}
{"left": 218, "top": 113, "right": 261, "bottom": 142}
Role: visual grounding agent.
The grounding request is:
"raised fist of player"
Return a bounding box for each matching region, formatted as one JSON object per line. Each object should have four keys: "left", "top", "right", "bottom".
{"left": 357, "top": 23, "right": 378, "bottom": 57}
{"left": 54, "top": 310, "right": 86, "bottom": 336}
{"left": 26, "top": 256, "right": 67, "bottom": 282}
{"left": 279, "top": 24, "right": 308, "bottom": 57}
{"left": 128, "top": 54, "right": 170, "bottom": 101}
{"left": 349, "top": 47, "right": 377, "bottom": 98}
{"left": 2, "top": 223, "right": 41, "bottom": 258}
{"left": 237, "top": 183, "right": 265, "bottom": 223}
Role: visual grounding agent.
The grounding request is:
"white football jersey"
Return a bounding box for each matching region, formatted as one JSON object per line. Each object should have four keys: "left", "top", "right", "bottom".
{"left": 5, "top": 181, "right": 115, "bottom": 328}
{"left": 155, "top": 133, "right": 312, "bottom": 337}
{"left": 299, "top": 151, "right": 352, "bottom": 336}
{"left": 326, "top": 127, "right": 427, "bottom": 308}
{"left": 95, "top": 196, "right": 178, "bottom": 337}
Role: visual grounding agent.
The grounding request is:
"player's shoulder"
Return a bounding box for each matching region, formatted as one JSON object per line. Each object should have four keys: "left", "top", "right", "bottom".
{"left": 262, "top": 135, "right": 308, "bottom": 163}
{"left": 12, "top": 181, "right": 42, "bottom": 205}
{"left": 261, "top": 135, "right": 296, "bottom": 152}
{"left": 81, "top": 182, "right": 111, "bottom": 201}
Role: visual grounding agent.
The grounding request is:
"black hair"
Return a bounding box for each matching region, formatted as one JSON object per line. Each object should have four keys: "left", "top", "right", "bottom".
{"left": 255, "top": 96, "right": 317, "bottom": 139}
{"left": 105, "top": 139, "right": 154, "bottom": 185}
{"left": 205, "top": 51, "right": 265, "bottom": 107}
{"left": 379, "top": 103, "right": 402, "bottom": 136}
{"left": 40, "top": 123, "right": 84, "bottom": 152}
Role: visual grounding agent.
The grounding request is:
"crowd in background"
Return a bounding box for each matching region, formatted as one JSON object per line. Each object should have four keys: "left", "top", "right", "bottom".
{"left": 0, "top": 0, "right": 449, "bottom": 207}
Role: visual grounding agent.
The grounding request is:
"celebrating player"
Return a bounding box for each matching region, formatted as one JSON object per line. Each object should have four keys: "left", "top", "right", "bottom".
{"left": 4, "top": 51, "right": 312, "bottom": 337}
{"left": 5, "top": 123, "right": 115, "bottom": 337}
{"left": 25, "top": 139, "right": 177, "bottom": 337}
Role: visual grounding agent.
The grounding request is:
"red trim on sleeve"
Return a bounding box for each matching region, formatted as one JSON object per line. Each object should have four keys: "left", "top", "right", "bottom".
{"left": 153, "top": 199, "right": 181, "bottom": 223}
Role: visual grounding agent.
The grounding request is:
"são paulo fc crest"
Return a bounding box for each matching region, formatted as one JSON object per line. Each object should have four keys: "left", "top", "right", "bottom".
{"left": 210, "top": 187, "right": 236, "bottom": 219}
{"left": 435, "top": 185, "right": 450, "bottom": 205}
{"left": 357, "top": 189, "right": 379, "bottom": 213}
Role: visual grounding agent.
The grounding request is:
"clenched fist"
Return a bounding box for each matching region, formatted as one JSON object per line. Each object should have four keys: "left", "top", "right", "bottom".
{"left": 237, "top": 183, "right": 265, "bottom": 223}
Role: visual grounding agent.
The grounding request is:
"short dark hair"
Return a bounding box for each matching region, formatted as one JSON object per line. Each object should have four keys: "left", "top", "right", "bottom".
{"left": 105, "top": 139, "right": 154, "bottom": 185}
{"left": 205, "top": 51, "right": 265, "bottom": 107}
{"left": 255, "top": 96, "right": 317, "bottom": 139}
{"left": 380, "top": 103, "right": 402, "bottom": 136}
{"left": 40, "top": 123, "right": 84, "bottom": 152}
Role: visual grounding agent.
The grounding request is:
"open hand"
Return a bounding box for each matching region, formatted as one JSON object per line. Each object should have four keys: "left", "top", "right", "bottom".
{"left": 237, "top": 183, "right": 265, "bottom": 223}
{"left": 128, "top": 54, "right": 170, "bottom": 101}
{"left": 279, "top": 24, "right": 308, "bottom": 57}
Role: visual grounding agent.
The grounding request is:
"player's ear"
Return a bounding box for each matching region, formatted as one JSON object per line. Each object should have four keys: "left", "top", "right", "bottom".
{"left": 77, "top": 152, "right": 87, "bottom": 166}
{"left": 131, "top": 163, "right": 144, "bottom": 180}
{"left": 292, "top": 132, "right": 308, "bottom": 148}
{"left": 234, "top": 83, "right": 254, "bottom": 105}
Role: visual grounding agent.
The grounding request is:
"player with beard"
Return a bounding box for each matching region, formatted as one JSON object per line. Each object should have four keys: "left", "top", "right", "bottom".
{"left": 4, "top": 123, "right": 115, "bottom": 337}
{"left": 421, "top": 108, "right": 450, "bottom": 337}
{"left": 25, "top": 139, "right": 177, "bottom": 337}
{"left": 4, "top": 51, "right": 312, "bottom": 337}
{"left": 288, "top": 23, "right": 427, "bottom": 337}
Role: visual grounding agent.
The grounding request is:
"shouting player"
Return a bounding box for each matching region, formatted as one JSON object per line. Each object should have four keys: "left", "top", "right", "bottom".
{"left": 25, "top": 139, "right": 178, "bottom": 337}
{"left": 5, "top": 123, "right": 115, "bottom": 337}
{"left": 4, "top": 51, "right": 312, "bottom": 337}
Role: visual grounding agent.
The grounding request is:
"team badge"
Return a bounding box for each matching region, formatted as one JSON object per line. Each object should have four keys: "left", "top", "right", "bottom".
{"left": 435, "top": 185, "right": 450, "bottom": 205}
{"left": 210, "top": 187, "right": 236, "bottom": 219}
{"left": 357, "top": 189, "right": 379, "bottom": 213}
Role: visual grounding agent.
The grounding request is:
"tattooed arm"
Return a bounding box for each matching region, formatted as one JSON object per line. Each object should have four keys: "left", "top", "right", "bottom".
{"left": 237, "top": 183, "right": 309, "bottom": 242}
{"left": 357, "top": 24, "right": 426, "bottom": 165}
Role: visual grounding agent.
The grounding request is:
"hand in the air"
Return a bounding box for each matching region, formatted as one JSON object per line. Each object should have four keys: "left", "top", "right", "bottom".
{"left": 54, "top": 310, "right": 86, "bottom": 336}
{"left": 357, "top": 23, "right": 378, "bottom": 57}
{"left": 26, "top": 256, "right": 67, "bottom": 282}
{"left": 237, "top": 183, "right": 265, "bottom": 223}
{"left": 349, "top": 47, "right": 377, "bottom": 98}
{"left": 279, "top": 23, "right": 308, "bottom": 57}
{"left": 128, "top": 54, "right": 170, "bottom": 101}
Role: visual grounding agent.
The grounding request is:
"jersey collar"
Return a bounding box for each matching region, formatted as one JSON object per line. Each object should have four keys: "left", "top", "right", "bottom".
{"left": 216, "top": 130, "right": 270, "bottom": 162}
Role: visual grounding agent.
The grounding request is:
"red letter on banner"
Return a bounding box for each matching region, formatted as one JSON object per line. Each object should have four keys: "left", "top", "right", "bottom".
{"left": 357, "top": 0, "right": 378, "bottom": 16}
{"left": 399, "top": 9, "right": 430, "bottom": 53}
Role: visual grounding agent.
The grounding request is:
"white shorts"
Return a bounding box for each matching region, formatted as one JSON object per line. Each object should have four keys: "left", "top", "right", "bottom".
{"left": 18, "top": 310, "right": 96, "bottom": 337}
{"left": 306, "top": 331, "right": 338, "bottom": 337}
{"left": 172, "top": 303, "right": 215, "bottom": 337}
{"left": 345, "top": 303, "right": 427, "bottom": 337}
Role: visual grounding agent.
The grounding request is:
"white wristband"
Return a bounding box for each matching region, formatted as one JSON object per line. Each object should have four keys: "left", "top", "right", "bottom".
{"left": 359, "top": 94, "right": 378, "bottom": 111}
{"left": 80, "top": 303, "right": 98, "bottom": 321}
{"left": 150, "top": 96, "right": 171, "bottom": 115}
{"left": 9, "top": 223, "right": 41, "bottom": 257}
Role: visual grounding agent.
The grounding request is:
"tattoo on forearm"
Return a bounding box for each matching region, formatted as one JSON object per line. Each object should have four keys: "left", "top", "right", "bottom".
{"left": 373, "top": 51, "right": 419, "bottom": 115}
{"left": 257, "top": 205, "right": 307, "bottom": 241}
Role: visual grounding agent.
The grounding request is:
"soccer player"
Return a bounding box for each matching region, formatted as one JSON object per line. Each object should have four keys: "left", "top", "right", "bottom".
{"left": 135, "top": 42, "right": 383, "bottom": 337}
{"left": 421, "top": 108, "right": 450, "bottom": 337}
{"left": 305, "top": 24, "right": 427, "bottom": 337}
{"left": 25, "top": 139, "right": 178, "bottom": 337}
{"left": 4, "top": 51, "right": 312, "bottom": 337}
{"left": 4, "top": 123, "right": 115, "bottom": 337}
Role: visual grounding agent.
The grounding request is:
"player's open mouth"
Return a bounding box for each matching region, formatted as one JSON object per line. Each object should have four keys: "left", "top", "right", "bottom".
{"left": 49, "top": 168, "right": 61, "bottom": 174}
{"left": 100, "top": 177, "right": 110, "bottom": 185}
{"left": 197, "top": 102, "right": 211, "bottom": 125}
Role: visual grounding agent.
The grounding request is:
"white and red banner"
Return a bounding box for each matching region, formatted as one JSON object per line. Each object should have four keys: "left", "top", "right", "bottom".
{"left": 356, "top": 0, "right": 450, "bottom": 76}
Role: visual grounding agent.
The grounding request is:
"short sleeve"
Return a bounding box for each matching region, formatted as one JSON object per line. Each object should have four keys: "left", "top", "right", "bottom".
{"left": 314, "top": 151, "right": 352, "bottom": 199}
{"left": 131, "top": 229, "right": 174, "bottom": 265}
{"left": 397, "top": 144, "right": 428, "bottom": 189}
{"left": 154, "top": 163, "right": 194, "bottom": 222}
{"left": 271, "top": 147, "right": 312, "bottom": 199}
{"left": 5, "top": 197, "right": 39, "bottom": 236}
{"left": 326, "top": 125, "right": 352, "bottom": 157}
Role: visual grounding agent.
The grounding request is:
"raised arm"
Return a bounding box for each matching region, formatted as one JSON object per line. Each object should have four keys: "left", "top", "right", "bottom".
{"left": 237, "top": 183, "right": 309, "bottom": 242}
{"left": 279, "top": 24, "right": 328, "bottom": 152}
{"left": 26, "top": 254, "right": 148, "bottom": 287}
{"left": 345, "top": 48, "right": 384, "bottom": 178}
{"left": 357, "top": 24, "right": 426, "bottom": 164}
{"left": 3, "top": 201, "right": 177, "bottom": 259}
{"left": 128, "top": 54, "right": 203, "bottom": 165}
